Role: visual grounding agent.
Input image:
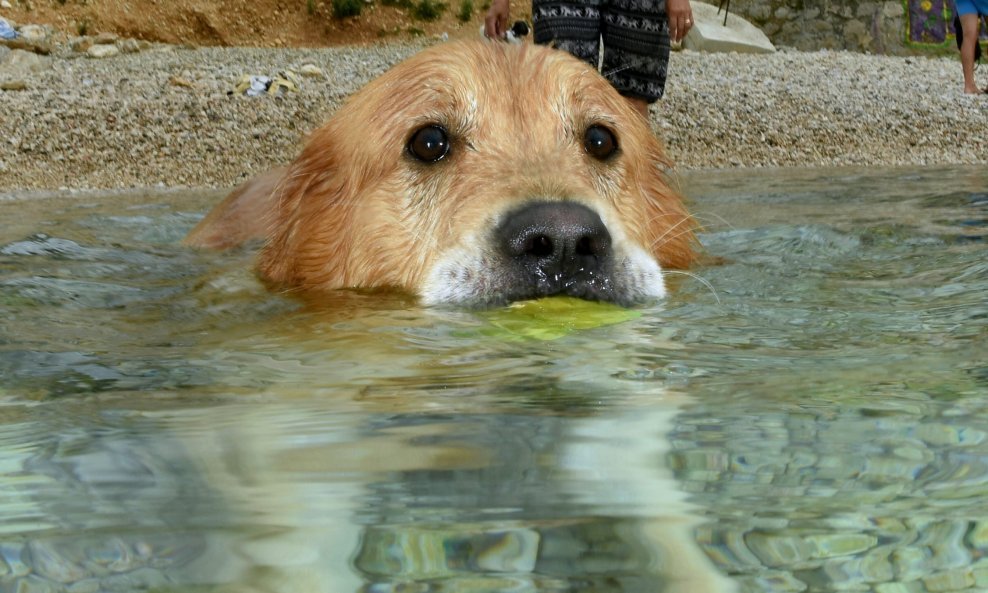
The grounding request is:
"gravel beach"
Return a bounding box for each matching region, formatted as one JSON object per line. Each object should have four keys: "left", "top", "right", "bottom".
{"left": 0, "top": 38, "right": 986, "bottom": 192}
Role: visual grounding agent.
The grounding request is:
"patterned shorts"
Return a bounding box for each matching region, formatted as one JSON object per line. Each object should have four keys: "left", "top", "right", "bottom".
{"left": 532, "top": 0, "right": 671, "bottom": 102}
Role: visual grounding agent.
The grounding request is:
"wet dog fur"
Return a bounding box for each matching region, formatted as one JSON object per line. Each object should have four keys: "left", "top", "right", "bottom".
{"left": 185, "top": 40, "right": 695, "bottom": 308}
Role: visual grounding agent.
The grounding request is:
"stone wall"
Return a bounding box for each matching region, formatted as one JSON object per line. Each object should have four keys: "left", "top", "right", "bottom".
{"left": 722, "top": 0, "right": 910, "bottom": 54}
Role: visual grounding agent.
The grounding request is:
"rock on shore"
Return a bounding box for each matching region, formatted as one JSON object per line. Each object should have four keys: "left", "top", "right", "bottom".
{"left": 0, "top": 39, "right": 985, "bottom": 191}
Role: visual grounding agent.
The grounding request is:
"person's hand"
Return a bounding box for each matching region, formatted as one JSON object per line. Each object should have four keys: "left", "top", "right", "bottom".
{"left": 484, "top": 0, "right": 511, "bottom": 39}
{"left": 667, "top": 0, "right": 693, "bottom": 43}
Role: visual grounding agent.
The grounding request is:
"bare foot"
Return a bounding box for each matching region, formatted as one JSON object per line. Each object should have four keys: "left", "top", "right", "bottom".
{"left": 964, "top": 84, "right": 986, "bottom": 94}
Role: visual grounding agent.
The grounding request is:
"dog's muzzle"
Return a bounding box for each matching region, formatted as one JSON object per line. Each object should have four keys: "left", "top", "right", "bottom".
{"left": 421, "top": 201, "right": 666, "bottom": 307}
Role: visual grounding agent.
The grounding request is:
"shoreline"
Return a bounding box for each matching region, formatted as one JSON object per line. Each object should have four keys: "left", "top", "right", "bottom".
{"left": 1, "top": 39, "right": 986, "bottom": 192}
{"left": 2, "top": 162, "right": 984, "bottom": 200}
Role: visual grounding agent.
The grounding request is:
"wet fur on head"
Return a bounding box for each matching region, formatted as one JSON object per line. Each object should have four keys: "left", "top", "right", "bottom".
{"left": 187, "top": 40, "right": 696, "bottom": 307}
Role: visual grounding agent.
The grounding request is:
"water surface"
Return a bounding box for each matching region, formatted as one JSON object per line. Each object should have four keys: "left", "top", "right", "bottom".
{"left": 1, "top": 166, "right": 987, "bottom": 593}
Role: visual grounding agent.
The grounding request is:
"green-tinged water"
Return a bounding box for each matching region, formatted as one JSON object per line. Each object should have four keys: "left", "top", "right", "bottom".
{"left": 0, "top": 166, "right": 986, "bottom": 593}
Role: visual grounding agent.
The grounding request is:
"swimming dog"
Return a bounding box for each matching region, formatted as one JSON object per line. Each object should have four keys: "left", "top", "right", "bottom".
{"left": 185, "top": 40, "right": 695, "bottom": 308}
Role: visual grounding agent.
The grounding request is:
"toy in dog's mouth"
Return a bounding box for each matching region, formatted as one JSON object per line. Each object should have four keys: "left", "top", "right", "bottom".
{"left": 184, "top": 41, "right": 696, "bottom": 309}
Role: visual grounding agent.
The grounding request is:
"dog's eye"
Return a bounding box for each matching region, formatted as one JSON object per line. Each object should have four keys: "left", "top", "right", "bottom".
{"left": 584, "top": 125, "right": 618, "bottom": 160}
{"left": 408, "top": 125, "right": 450, "bottom": 163}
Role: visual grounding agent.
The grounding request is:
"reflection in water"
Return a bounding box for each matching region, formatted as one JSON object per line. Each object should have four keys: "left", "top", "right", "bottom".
{"left": 162, "top": 399, "right": 733, "bottom": 593}
{"left": 0, "top": 166, "right": 986, "bottom": 592}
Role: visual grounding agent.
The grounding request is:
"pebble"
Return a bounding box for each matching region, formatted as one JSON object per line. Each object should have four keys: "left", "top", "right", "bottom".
{"left": 118, "top": 38, "right": 142, "bottom": 53}
{"left": 25, "top": 540, "right": 88, "bottom": 584}
{"left": 93, "top": 32, "right": 118, "bottom": 44}
{"left": 0, "top": 29, "right": 51, "bottom": 55}
{"left": 86, "top": 43, "right": 119, "bottom": 59}
{"left": 17, "top": 24, "right": 47, "bottom": 44}
{"left": 804, "top": 533, "right": 877, "bottom": 559}
{"left": 0, "top": 542, "right": 30, "bottom": 577}
{"left": 66, "top": 579, "right": 100, "bottom": 593}
{"left": 875, "top": 582, "right": 925, "bottom": 593}
{"left": 0, "top": 39, "right": 985, "bottom": 191}
{"left": 70, "top": 37, "right": 94, "bottom": 53}
{"left": 1, "top": 48, "right": 48, "bottom": 73}
{"left": 923, "top": 567, "right": 976, "bottom": 591}
{"left": 745, "top": 531, "right": 816, "bottom": 569}
{"left": 167, "top": 74, "right": 194, "bottom": 88}
{"left": 10, "top": 575, "right": 59, "bottom": 593}
{"left": 299, "top": 63, "right": 324, "bottom": 78}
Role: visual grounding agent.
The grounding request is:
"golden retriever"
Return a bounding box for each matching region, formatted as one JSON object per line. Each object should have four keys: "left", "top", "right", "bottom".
{"left": 185, "top": 40, "right": 695, "bottom": 307}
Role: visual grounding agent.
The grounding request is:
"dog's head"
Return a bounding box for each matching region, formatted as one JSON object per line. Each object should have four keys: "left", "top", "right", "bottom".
{"left": 259, "top": 41, "right": 695, "bottom": 307}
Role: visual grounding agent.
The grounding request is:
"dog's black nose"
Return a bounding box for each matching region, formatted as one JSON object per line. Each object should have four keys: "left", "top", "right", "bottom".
{"left": 495, "top": 201, "right": 613, "bottom": 300}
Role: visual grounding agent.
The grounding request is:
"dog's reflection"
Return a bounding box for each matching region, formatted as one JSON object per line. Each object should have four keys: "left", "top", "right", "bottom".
{"left": 172, "top": 380, "right": 735, "bottom": 593}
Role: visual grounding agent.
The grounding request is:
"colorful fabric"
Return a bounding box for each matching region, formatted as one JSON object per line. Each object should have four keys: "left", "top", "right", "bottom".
{"left": 532, "top": 0, "right": 671, "bottom": 102}
{"left": 908, "top": 0, "right": 988, "bottom": 44}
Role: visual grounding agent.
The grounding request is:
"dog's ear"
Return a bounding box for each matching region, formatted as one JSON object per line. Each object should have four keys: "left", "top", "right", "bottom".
{"left": 183, "top": 167, "right": 287, "bottom": 250}
{"left": 256, "top": 130, "right": 353, "bottom": 290}
{"left": 257, "top": 116, "right": 401, "bottom": 292}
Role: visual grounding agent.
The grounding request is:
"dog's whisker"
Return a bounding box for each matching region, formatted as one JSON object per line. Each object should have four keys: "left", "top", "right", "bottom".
{"left": 662, "top": 270, "right": 722, "bottom": 305}
{"left": 651, "top": 228, "right": 698, "bottom": 254}
{"left": 688, "top": 211, "right": 736, "bottom": 232}
{"left": 648, "top": 216, "right": 694, "bottom": 248}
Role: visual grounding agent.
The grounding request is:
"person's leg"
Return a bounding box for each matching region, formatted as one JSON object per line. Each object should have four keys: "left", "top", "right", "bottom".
{"left": 598, "top": 0, "right": 671, "bottom": 118}
{"left": 959, "top": 12, "right": 982, "bottom": 94}
{"left": 532, "top": 0, "right": 603, "bottom": 70}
